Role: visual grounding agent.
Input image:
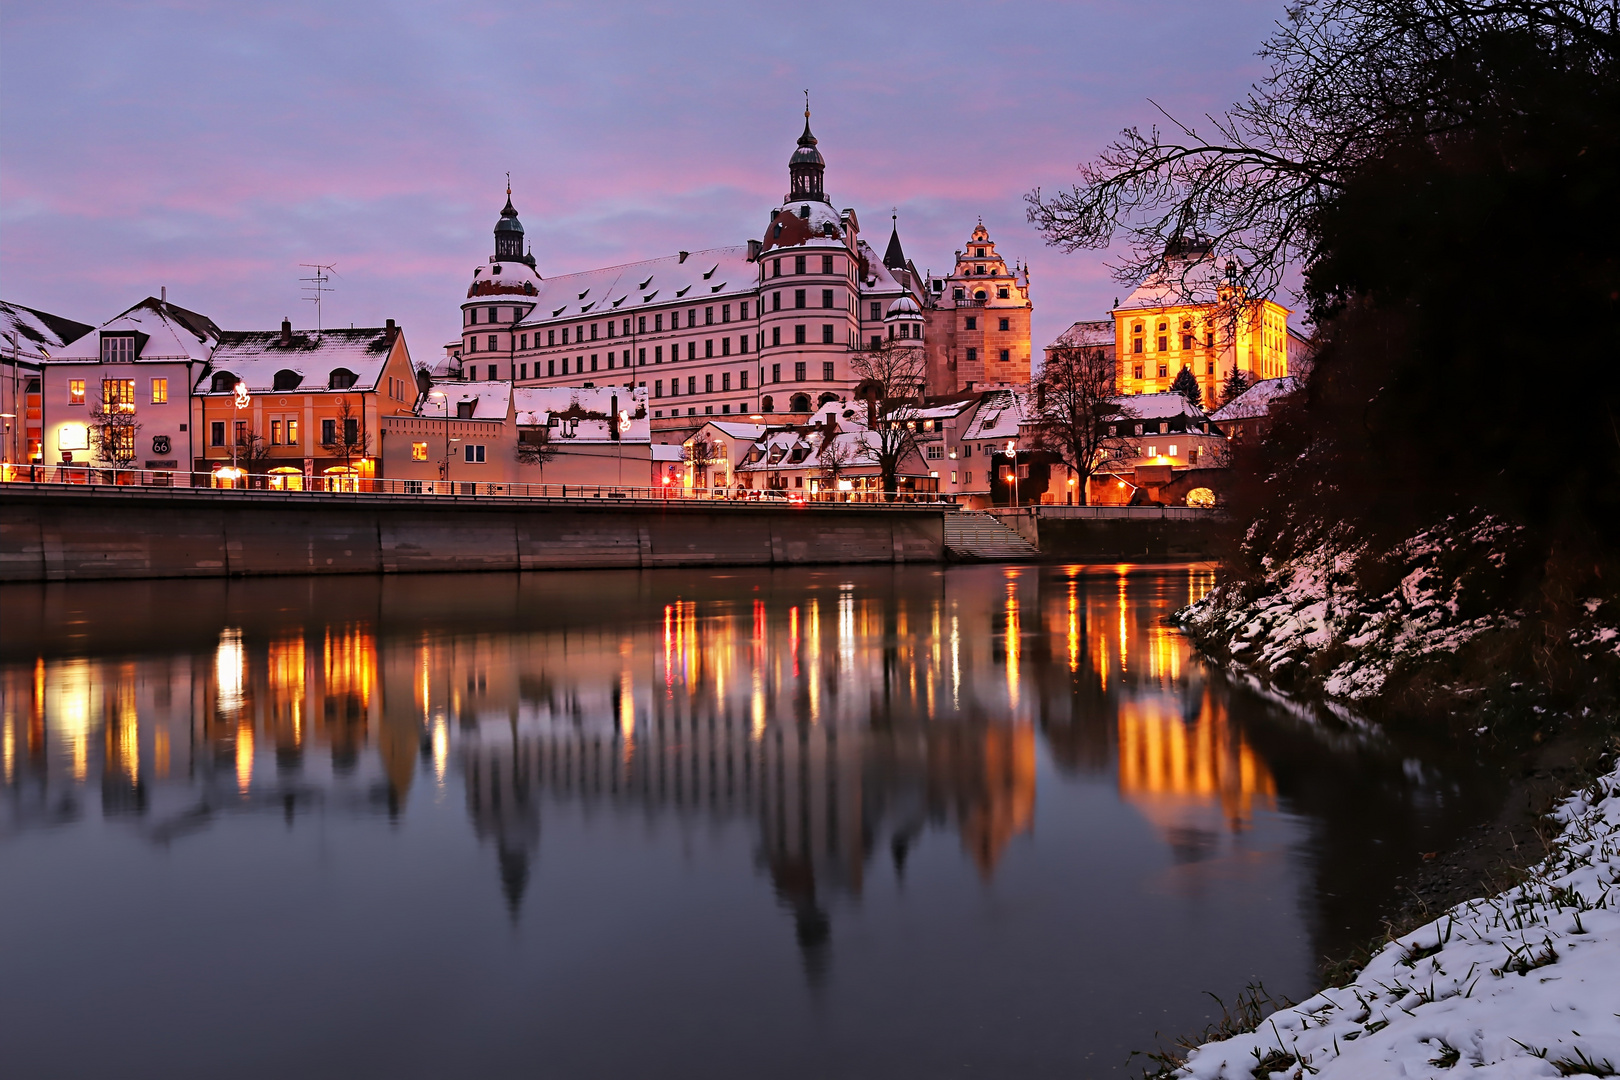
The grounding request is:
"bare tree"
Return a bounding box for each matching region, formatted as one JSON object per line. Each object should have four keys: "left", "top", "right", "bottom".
{"left": 233, "top": 427, "right": 273, "bottom": 472}
{"left": 1031, "top": 345, "right": 1134, "bottom": 506}
{"left": 815, "top": 428, "right": 860, "bottom": 496}
{"left": 850, "top": 341, "right": 928, "bottom": 501}
{"left": 683, "top": 434, "right": 722, "bottom": 489}
{"left": 1024, "top": 0, "right": 1613, "bottom": 303}
{"left": 88, "top": 402, "right": 141, "bottom": 469}
{"left": 326, "top": 398, "right": 371, "bottom": 469}
{"left": 514, "top": 424, "right": 561, "bottom": 481}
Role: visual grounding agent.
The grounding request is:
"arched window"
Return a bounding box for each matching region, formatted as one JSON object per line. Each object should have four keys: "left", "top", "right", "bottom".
{"left": 1186, "top": 487, "right": 1216, "bottom": 508}
{"left": 210, "top": 371, "right": 236, "bottom": 393}
{"left": 974, "top": 290, "right": 986, "bottom": 300}
{"left": 272, "top": 369, "right": 302, "bottom": 391}
{"left": 328, "top": 368, "right": 358, "bottom": 390}
{"left": 789, "top": 393, "right": 811, "bottom": 412}
{"left": 817, "top": 392, "right": 839, "bottom": 407}
{"left": 761, "top": 395, "right": 774, "bottom": 413}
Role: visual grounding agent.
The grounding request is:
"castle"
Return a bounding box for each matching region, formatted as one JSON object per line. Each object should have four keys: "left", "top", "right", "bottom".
{"left": 448, "top": 112, "right": 1033, "bottom": 434}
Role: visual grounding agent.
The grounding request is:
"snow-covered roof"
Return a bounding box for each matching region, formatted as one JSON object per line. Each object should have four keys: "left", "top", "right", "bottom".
{"left": 960, "top": 390, "right": 1029, "bottom": 441}
{"left": 1113, "top": 256, "right": 1225, "bottom": 313}
{"left": 511, "top": 246, "right": 756, "bottom": 325}
{"left": 651, "top": 443, "right": 685, "bottom": 462}
{"left": 0, "top": 300, "right": 93, "bottom": 362}
{"left": 55, "top": 297, "right": 219, "bottom": 364}
{"left": 1209, "top": 376, "right": 1300, "bottom": 422}
{"left": 1047, "top": 319, "right": 1114, "bottom": 351}
{"left": 202, "top": 327, "right": 400, "bottom": 393}
{"left": 762, "top": 200, "right": 848, "bottom": 254}
{"left": 466, "top": 259, "right": 543, "bottom": 300}
{"left": 702, "top": 420, "right": 769, "bottom": 441}
{"left": 513, "top": 385, "right": 650, "bottom": 443}
{"left": 1111, "top": 391, "right": 1211, "bottom": 422}
{"left": 422, "top": 381, "right": 509, "bottom": 421}
{"left": 885, "top": 295, "right": 921, "bottom": 319}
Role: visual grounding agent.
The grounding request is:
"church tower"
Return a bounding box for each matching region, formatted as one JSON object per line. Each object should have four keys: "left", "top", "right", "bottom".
{"left": 492, "top": 183, "right": 535, "bottom": 268}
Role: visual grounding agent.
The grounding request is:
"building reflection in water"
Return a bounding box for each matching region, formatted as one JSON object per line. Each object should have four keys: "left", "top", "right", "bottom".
{"left": 2, "top": 565, "right": 1254, "bottom": 973}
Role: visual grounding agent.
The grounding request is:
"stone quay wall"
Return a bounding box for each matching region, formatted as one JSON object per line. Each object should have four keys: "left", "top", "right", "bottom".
{"left": 0, "top": 487, "right": 947, "bottom": 582}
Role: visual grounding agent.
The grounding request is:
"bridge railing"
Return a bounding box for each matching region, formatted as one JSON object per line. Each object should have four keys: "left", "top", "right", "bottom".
{"left": 0, "top": 464, "right": 958, "bottom": 507}
{"left": 989, "top": 504, "right": 1222, "bottom": 521}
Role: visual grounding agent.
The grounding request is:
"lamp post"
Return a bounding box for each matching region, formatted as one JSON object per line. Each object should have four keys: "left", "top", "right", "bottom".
{"left": 1004, "top": 439, "right": 1018, "bottom": 507}
{"left": 427, "top": 389, "right": 450, "bottom": 491}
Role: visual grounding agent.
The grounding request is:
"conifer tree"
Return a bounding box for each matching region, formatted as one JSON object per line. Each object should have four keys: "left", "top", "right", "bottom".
{"left": 1220, "top": 367, "right": 1249, "bottom": 407}
{"left": 1169, "top": 366, "right": 1202, "bottom": 407}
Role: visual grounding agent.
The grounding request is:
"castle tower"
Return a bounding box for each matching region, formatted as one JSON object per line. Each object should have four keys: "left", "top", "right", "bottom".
{"left": 921, "top": 221, "right": 1033, "bottom": 394}
{"left": 492, "top": 183, "right": 534, "bottom": 268}
{"left": 786, "top": 101, "right": 828, "bottom": 204}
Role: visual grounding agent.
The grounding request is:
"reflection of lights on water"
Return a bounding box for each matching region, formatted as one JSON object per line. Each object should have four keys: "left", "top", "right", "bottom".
{"left": 950, "top": 612, "right": 961, "bottom": 710}
{"left": 54, "top": 659, "right": 92, "bottom": 781}
{"left": 1117, "top": 573, "right": 1129, "bottom": 674}
{"left": 432, "top": 715, "right": 449, "bottom": 786}
{"left": 1067, "top": 580, "right": 1080, "bottom": 673}
{"left": 837, "top": 584, "right": 855, "bottom": 674}
{"left": 236, "top": 722, "right": 253, "bottom": 794}
{"left": 1003, "top": 569, "right": 1021, "bottom": 709}
{"left": 216, "top": 628, "right": 245, "bottom": 718}
{"left": 153, "top": 725, "right": 170, "bottom": 779}
{"left": 3, "top": 713, "right": 14, "bottom": 783}
{"left": 751, "top": 667, "right": 766, "bottom": 741}
{"left": 619, "top": 668, "right": 635, "bottom": 741}
{"left": 789, "top": 605, "right": 799, "bottom": 678}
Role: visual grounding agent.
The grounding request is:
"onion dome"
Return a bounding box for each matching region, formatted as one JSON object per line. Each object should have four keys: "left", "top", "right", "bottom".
{"left": 885, "top": 295, "right": 922, "bottom": 320}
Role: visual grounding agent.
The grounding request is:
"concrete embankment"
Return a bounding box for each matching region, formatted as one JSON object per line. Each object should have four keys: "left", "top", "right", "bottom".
{"left": 0, "top": 486, "right": 946, "bottom": 582}
{"left": 989, "top": 506, "right": 1222, "bottom": 562}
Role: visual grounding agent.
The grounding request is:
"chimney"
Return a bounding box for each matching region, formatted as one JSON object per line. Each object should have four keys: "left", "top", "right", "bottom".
{"left": 385, "top": 318, "right": 397, "bottom": 344}
{"left": 678, "top": 251, "right": 689, "bottom": 263}
{"left": 280, "top": 318, "right": 292, "bottom": 346}
{"left": 160, "top": 286, "right": 166, "bottom": 303}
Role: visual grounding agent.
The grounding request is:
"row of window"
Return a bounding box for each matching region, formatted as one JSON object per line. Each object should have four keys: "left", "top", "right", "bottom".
{"left": 65, "top": 378, "right": 168, "bottom": 407}
{"left": 469, "top": 321, "right": 864, "bottom": 361}
{"left": 960, "top": 316, "right": 1014, "bottom": 332}
{"left": 1130, "top": 319, "right": 1217, "bottom": 354}
{"left": 1129, "top": 360, "right": 1218, "bottom": 380}
{"left": 209, "top": 417, "right": 355, "bottom": 448}
{"left": 649, "top": 361, "right": 835, "bottom": 399}
{"left": 769, "top": 254, "right": 841, "bottom": 277}
{"left": 952, "top": 286, "right": 1012, "bottom": 301}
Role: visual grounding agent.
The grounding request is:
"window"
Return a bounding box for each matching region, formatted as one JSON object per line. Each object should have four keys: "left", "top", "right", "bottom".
{"left": 966, "top": 347, "right": 978, "bottom": 363}
{"left": 772, "top": 258, "right": 781, "bottom": 277}
{"left": 794, "top": 325, "right": 806, "bottom": 345}
{"left": 704, "top": 340, "right": 714, "bottom": 358}
{"left": 999, "top": 349, "right": 1010, "bottom": 363}
{"left": 1207, "top": 361, "right": 1216, "bottom": 375}
{"left": 1147, "top": 445, "right": 1157, "bottom": 458}
{"left": 487, "top": 307, "right": 497, "bottom": 322}
{"left": 590, "top": 355, "right": 598, "bottom": 371}
{"left": 762, "top": 395, "right": 774, "bottom": 412}
{"left": 1132, "top": 363, "right": 1145, "bottom": 380}
{"left": 1168, "top": 444, "right": 1178, "bottom": 457}
{"left": 687, "top": 342, "right": 696, "bottom": 360}
{"left": 286, "top": 419, "right": 298, "bottom": 445}
{"left": 739, "top": 335, "right": 748, "bottom": 354}
{"left": 1158, "top": 334, "right": 1168, "bottom": 351}
{"left": 520, "top": 363, "right": 528, "bottom": 379}
{"left": 211, "top": 421, "right": 226, "bottom": 446}
{"left": 639, "top": 348, "right": 647, "bottom": 365}
{"left": 794, "top": 289, "right": 806, "bottom": 309}
{"left": 1158, "top": 364, "right": 1168, "bottom": 378}
{"left": 548, "top": 359, "right": 556, "bottom": 376}
{"left": 821, "top": 255, "right": 833, "bottom": 274}
{"left": 772, "top": 364, "right": 781, "bottom": 383}
{"left": 965, "top": 316, "right": 977, "bottom": 330}
{"left": 100, "top": 335, "right": 135, "bottom": 363}
{"left": 344, "top": 417, "right": 359, "bottom": 444}
{"left": 688, "top": 310, "right": 697, "bottom": 327}
{"left": 520, "top": 333, "right": 528, "bottom": 350}
{"left": 997, "top": 287, "right": 1009, "bottom": 300}
{"left": 740, "top": 302, "right": 749, "bottom": 318}
{"left": 953, "top": 288, "right": 965, "bottom": 300}
{"left": 704, "top": 306, "right": 713, "bottom": 326}
{"left": 998, "top": 318, "right": 1010, "bottom": 332}
{"left": 548, "top": 329, "right": 556, "bottom": 346}
{"left": 871, "top": 335, "right": 882, "bottom": 350}
{"left": 794, "top": 362, "right": 806, "bottom": 380}
{"left": 464, "top": 444, "right": 486, "bottom": 463}
{"left": 69, "top": 379, "right": 85, "bottom": 405}
{"left": 771, "top": 292, "right": 781, "bottom": 312}
{"left": 772, "top": 326, "right": 781, "bottom": 347}
{"left": 150, "top": 378, "right": 169, "bottom": 404}
{"left": 721, "top": 372, "right": 731, "bottom": 391}
{"left": 870, "top": 302, "right": 881, "bottom": 321}
{"left": 411, "top": 441, "right": 428, "bottom": 461}
{"left": 684, "top": 376, "right": 695, "bottom": 394}
{"left": 926, "top": 445, "right": 943, "bottom": 460}
{"left": 488, "top": 364, "right": 497, "bottom": 380}
{"left": 821, "top": 289, "right": 833, "bottom": 309}
{"left": 822, "top": 361, "right": 834, "bottom": 380}
{"left": 976, "top": 247, "right": 985, "bottom": 258}
{"left": 271, "top": 420, "right": 283, "bottom": 445}
{"left": 739, "top": 370, "right": 748, "bottom": 390}
{"left": 705, "top": 374, "right": 714, "bottom": 393}
{"left": 322, "top": 419, "right": 336, "bottom": 445}
{"left": 794, "top": 255, "right": 806, "bottom": 274}
{"left": 821, "top": 325, "right": 833, "bottom": 344}
{"left": 468, "top": 309, "right": 477, "bottom": 325}
{"left": 962, "top": 444, "right": 972, "bottom": 457}
{"left": 101, "top": 379, "right": 135, "bottom": 410}
{"left": 655, "top": 380, "right": 663, "bottom": 398}
{"left": 976, "top": 265, "right": 985, "bottom": 275}
{"left": 591, "top": 324, "right": 599, "bottom": 340}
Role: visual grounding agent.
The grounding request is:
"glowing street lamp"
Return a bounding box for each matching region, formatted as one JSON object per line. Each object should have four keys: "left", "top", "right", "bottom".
{"left": 1004, "top": 439, "right": 1019, "bottom": 506}
{"left": 231, "top": 381, "right": 250, "bottom": 474}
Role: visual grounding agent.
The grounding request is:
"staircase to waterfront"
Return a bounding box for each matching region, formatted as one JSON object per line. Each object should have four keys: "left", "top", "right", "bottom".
{"left": 943, "top": 510, "right": 1040, "bottom": 562}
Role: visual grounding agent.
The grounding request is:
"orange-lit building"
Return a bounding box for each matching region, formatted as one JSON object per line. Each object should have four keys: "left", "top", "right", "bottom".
{"left": 193, "top": 319, "right": 419, "bottom": 487}
{"left": 920, "top": 222, "right": 1034, "bottom": 395}
{"left": 1112, "top": 240, "right": 1291, "bottom": 404}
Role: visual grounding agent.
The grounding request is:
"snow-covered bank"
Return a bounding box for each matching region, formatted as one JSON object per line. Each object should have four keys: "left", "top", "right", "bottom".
{"left": 1177, "top": 514, "right": 1526, "bottom": 703}
{"left": 1171, "top": 760, "right": 1620, "bottom": 1078}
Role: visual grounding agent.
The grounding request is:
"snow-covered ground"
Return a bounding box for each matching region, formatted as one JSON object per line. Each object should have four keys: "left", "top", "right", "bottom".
{"left": 1178, "top": 514, "right": 1524, "bottom": 702}
{"left": 1172, "top": 760, "right": 1620, "bottom": 1078}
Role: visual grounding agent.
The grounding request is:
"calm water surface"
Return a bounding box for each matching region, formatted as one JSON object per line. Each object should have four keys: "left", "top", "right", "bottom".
{"left": 0, "top": 566, "right": 1502, "bottom": 1078}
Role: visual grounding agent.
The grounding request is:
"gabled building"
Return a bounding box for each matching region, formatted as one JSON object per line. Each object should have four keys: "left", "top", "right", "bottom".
{"left": 1208, "top": 375, "right": 1301, "bottom": 445}
{"left": 920, "top": 222, "right": 1034, "bottom": 394}
{"left": 1044, "top": 319, "right": 1116, "bottom": 366}
{"left": 196, "top": 319, "right": 417, "bottom": 486}
{"left": 1, "top": 300, "right": 93, "bottom": 470}
{"left": 1088, "top": 392, "right": 1228, "bottom": 506}
{"left": 43, "top": 297, "right": 217, "bottom": 473}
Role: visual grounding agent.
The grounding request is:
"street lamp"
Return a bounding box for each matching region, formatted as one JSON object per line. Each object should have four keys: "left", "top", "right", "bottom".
{"left": 1004, "top": 439, "right": 1018, "bottom": 507}
{"left": 427, "top": 389, "right": 450, "bottom": 491}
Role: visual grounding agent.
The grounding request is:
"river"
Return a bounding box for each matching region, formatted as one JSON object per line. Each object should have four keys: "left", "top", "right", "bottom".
{"left": 0, "top": 565, "right": 1503, "bottom": 1078}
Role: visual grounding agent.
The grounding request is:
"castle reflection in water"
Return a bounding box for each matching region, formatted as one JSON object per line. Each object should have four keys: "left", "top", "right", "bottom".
{"left": 1, "top": 566, "right": 1262, "bottom": 957}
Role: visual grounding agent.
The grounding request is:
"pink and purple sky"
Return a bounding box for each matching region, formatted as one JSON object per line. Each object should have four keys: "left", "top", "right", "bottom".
{"left": 2, "top": 1, "right": 1285, "bottom": 360}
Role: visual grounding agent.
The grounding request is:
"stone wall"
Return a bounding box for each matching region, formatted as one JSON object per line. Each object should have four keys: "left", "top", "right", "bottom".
{"left": 0, "top": 487, "right": 945, "bottom": 582}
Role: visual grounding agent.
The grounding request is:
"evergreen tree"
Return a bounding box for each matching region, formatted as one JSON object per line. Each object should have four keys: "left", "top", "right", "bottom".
{"left": 1220, "top": 367, "right": 1249, "bottom": 407}
{"left": 1169, "top": 366, "right": 1202, "bottom": 407}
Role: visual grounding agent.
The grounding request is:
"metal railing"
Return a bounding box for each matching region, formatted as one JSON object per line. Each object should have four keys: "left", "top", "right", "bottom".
{"left": 0, "top": 464, "right": 959, "bottom": 507}
{"left": 989, "top": 504, "right": 1221, "bottom": 521}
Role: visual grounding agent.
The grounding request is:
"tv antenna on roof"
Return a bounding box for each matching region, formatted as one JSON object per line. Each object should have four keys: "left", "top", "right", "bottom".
{"left": 299, "top": 263, "right": 337, "bottom": 334}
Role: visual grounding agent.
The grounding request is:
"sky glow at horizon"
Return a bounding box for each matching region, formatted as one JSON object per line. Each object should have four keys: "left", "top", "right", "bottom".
{"left": 1, "top": 1, "right": 1287, "bottom": 356}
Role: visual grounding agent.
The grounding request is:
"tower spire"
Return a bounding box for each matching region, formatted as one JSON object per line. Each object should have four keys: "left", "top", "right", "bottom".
{"left": 787, "top": 93, "right": 828, "bottom": 204}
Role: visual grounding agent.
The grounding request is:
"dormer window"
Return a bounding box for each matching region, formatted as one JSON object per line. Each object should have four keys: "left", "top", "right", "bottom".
{"left": 328, "top": 368, "right": 358, "bottom": 390}
{"left": 799, "top": 205, "right": 810, "bottom": 219}
{"left": 100, "top": 334, "right": 136, "bottom": 363}
{"left": 976, "top": 248, "right": 986, "bottom": 257}
{"left": 272, "top": 369, "right": 302, "bottom": 391}
{"left": 456, "top": 400, "right": 475, "bottom": 418}
{"left": 210, "top": 371, "right": 237, "bottom": 393}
